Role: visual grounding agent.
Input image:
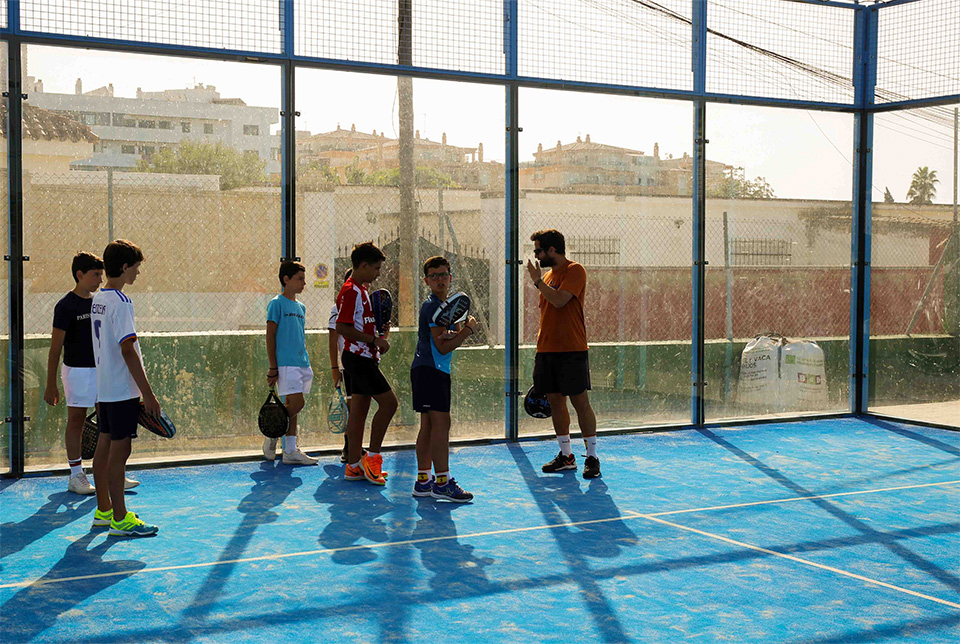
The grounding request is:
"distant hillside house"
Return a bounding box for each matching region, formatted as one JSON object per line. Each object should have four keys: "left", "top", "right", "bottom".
{"left": 0, "top": 102, "right": 98, "bottom": 172}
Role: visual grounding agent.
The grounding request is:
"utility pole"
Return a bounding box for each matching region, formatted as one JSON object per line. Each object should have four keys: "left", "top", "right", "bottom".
{"left": 397, "top": 0, "right": 418, "bottom": 327}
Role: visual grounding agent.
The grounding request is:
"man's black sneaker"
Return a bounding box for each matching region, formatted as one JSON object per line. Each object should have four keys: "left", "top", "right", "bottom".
{"left": 583, "top": 456, "right": 601, "bottom": 479}
{"left": 542, "top": 451, "right": 577, "bottom": 473}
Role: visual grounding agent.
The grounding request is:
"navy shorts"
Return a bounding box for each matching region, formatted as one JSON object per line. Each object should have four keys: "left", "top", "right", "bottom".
{"left": 342, "top": 351, "right": 392, "bottom": 397}
{"left": 533, "top": 351, "right": 591, "bottom": 397}
{"left": 411, "top": 366, "right": 451, "bottom": 413}
{"left": 98, "top": 397, "right": 140, "bottom": 441}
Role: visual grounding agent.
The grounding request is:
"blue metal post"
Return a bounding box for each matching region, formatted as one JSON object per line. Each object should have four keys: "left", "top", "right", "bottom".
{"left": 504, "top": 0, "right": 520, "bottom": 440}
{"left": 850, "top": 4, "right": 877, "bottom": 414}
{"left": 280, "top": 0, "right": 297, "bottom": 261}
{"left": 691, "top": 0, "right": 708, "bottom": 426}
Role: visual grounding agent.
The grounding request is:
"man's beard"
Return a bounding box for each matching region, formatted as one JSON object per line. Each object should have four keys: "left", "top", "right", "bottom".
{"left": 539, "top": 255, "right": 556, "bottom": 268}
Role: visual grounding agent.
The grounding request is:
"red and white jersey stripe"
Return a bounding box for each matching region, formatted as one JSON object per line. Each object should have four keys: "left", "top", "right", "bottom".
{"left": 335, "top": 278, "right": 379, "bottom": 361}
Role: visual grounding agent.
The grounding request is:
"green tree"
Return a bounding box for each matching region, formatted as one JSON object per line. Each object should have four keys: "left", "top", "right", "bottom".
{"left": 345, "top": 157, "right": 366, "bottom": 185}
{"left": 883, "top": 187, "right": 895, "bottom": 203}
{"left": 137, "top": 140, "right": 265, "bottom": 190}
{"left": 906, "top": 166, "right": 939, "bottom": 205}
{"left": 297, "top": 159, "right": 340, "bottom": 190}
{"left": 709, "top": 166, "right": 775, "bottom": 199}
{"left": 365, "top": 166, "right": 459, "bottom": 188}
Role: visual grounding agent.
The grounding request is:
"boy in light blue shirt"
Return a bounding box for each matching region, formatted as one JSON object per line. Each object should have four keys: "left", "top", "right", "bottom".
{"left": 264, "top": 260, "right": 318, "bottom": 465}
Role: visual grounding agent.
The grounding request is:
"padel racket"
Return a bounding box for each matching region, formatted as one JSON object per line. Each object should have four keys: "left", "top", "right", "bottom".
{"left": 433, "top": 292, "right": 471, "bottom": 327}
{"left": 138, "top": 403, "right": 177, "bottom": 438}
{"left": 327, "top": 385, "right": 349, "bottom": 434}
{"left": 81, "top": 411, "right": 100, "bottom": 460}
{"left": 369, "top": 288, "right": 393, "bottom": 337}
{"left": 523, "top": 385, "right": 552, "bottom": 419}
{"left": 258, "top": 388, "right": 289, "bottom": 438}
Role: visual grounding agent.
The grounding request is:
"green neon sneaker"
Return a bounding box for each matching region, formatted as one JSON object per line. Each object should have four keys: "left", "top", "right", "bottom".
{"left": 92, "top": 508, "right": 113, "bottom": 528}
{"left": 109, "top": 511, "right": 158, "bottom": 537}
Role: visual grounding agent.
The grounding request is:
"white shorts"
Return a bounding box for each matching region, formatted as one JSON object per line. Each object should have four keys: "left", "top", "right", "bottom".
{"left": 61, "top": 365, "right": 97, "bottom": 408}
{"left": 277, "top": 366, "right": 313, "bottom": 397}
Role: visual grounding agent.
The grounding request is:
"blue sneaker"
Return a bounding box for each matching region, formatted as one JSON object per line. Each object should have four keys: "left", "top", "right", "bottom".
{"left": 431, "top": 478, "right": 474, "bottom": 503}
{"left": 413, "top": 476, "right": 434, "bottom": 498}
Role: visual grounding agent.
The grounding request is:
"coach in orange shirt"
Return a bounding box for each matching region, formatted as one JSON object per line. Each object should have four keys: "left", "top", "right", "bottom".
{"left": 526, "top": 229, "right": 600, "bottom": 479}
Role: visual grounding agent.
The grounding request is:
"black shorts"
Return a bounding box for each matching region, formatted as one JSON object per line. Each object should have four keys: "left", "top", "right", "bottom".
{"left": 98, "top": 397, "right": 140, "bottom": 441}
{"left": 342, "top": 351, "right": 392, "bottom": 397}
{"left": 533, "top": 351, "right": 591, "bottom": 397}
{"left": 411, "top": 366, "right": 451, "bottom": 413}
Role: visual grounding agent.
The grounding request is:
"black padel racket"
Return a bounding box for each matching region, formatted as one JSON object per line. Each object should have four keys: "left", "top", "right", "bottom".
{"left": 433, "top": 292, "right": 471, "bottom": 327}
{"left": 258, "top": 388, "right": 289, "bottom": 438}
{"left": 523, "top": 385, "right": 552, "bottom": 419}
{"left": 369, "top": 288, "right": 393, "bottom": 337}
{"left": 81, "top": 411, "right": 100, "bottom": 460}
{"left": 138, "top": 403, "right": 177, "bottom": 438}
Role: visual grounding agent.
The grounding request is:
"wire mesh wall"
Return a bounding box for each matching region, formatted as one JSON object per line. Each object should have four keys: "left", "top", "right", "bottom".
{"left": 706, "top": 0, "right": 855, "bottom": 104}
{"left": 295, "top": 0, "right": 504, "bottom": 75}
{"left": 20, "top": 0, "right": 283, "bottom": 53}
{"left": 518, "top": 0, "right": 693, "bottom": 90}
{"left": 876, "top": 0, "right": 960, "bottom": 104}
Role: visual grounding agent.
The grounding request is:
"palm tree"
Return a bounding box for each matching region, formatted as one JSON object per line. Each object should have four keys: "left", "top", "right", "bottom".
{"left": 906, "top": 166, "right": 939, "bottom": 205}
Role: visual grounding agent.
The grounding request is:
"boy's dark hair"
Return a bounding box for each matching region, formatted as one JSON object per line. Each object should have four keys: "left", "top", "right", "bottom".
{"left": 102, "top": 240, "right": 144, "bottom": 278}
{"left": 71, "top": 251, "right": 104, "bottom": 282}
{"left": 279, "top": 260, "right": 306, "bottom": 287}
{"left": 350, "top": 241, "right": 386, "bottom": 268}
{"left": 423, "top": 255, "right": 450, "bottom": 277}
{"left": 530, "top": 229, "right": 565, "bottom": 255}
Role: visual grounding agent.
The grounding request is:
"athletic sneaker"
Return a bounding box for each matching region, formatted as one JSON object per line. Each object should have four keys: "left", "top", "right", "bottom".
{"left": 412, "top": 476, "right": 434, "bottom": 497}
{"left": 282, "top": 449, "right": 319, "bottom": 465}
{"left": 360, "top": 453, "right": 386, "bottom": 485}
{"left": 124, "top": 476, "right": 140, "bottom": 490}
{"left": 542, "top": 452, "right": 577, "bottom": 473}
{"left": 109, "top": 511, "right": 158, "bottom": 537}
{"left": 431, "top": 478, "right": 474, "bottom": 503}
{"left": 344, "top": 462, "right": 366, "bottom": 481}
{"left": 583, "top": 456, "right": 601, "bottom": 479}
{"left": 262, "top": 437, "right": 278, "bottom": 461}
{"left": 68, "top": 471, "right": 95, "bottom": 495}
{"left": 91, "top": 508, "right": 113, "bottom": 528}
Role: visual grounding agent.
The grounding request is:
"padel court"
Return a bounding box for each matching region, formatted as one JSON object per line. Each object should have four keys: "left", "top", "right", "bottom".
{"left": 2, "top": 417, "right": 957, "bottom": 644}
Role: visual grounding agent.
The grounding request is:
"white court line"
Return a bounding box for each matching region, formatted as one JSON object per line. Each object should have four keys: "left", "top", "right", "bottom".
{"left": 636, "top": 513, "right": 960, "bottom": 610}
{"left": 2, "top": 478, "right": 957, "bottom": 591}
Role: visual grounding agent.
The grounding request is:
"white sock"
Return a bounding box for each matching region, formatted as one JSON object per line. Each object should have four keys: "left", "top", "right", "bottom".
{"left": 68, "top": 459, "right": 83, "bottom": 476}
{"left": 584, "top": 436, "right": 598, "bottom": 458}
{"left": 417, "top": 470, "right": 432, "bottom": 483}
{"left": 282, "top": 435, "right": 297, "bottom": 453}
{"left": 367, "top": 451, "right": 380, "bottom": 459}
{"left": 435, "top": 471, "right": 450, "bottom": 485}
{"left": 557, "top": 435, "right": 572, "bottom": 456}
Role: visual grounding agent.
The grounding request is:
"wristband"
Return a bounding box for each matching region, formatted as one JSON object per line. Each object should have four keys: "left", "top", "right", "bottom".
{"left": 534, "top": 277, "right": 543, "bottom": 288}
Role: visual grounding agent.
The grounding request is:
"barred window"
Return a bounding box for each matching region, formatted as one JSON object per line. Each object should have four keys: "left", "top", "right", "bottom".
{"left": 568, "top": 236, "right": 621, "bottom": 266}
{"left": 730, "top": 238, "right": 792, "bottom": 266}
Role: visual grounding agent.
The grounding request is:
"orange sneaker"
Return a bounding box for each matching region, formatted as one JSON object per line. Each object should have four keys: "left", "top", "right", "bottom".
{"left": 361, "top": 454, "right": 386, "bottom": 485}
{"left": 344, "top": 462, "right": 365, "bottom": 481}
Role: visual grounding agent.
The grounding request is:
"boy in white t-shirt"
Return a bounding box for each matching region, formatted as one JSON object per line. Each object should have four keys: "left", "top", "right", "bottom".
{"left": 264, "top": 260, "right": 318, "bottom": 465}
{"left": 90, "top": 239, "right": 160, "bottom": 537}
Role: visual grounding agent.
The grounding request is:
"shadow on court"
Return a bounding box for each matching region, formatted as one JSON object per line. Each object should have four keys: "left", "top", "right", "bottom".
{"left": 177, "top": 461, "right": 303, "bottom": 635}
{"left": 411, "top": 499, "right": 494, "bottom": 593}
{"left": 0, "top": 531, "right": 146, "bottom": 644}
{"left": 314, "top": 463, "right": 394, "bottom": 565}
{"left": 508, "top": 443, "right": 638, "bottom": 644}
{"left": 0, "top": 491, "right": 97, "bottom": 559}
{"left": 697, "top": 428, "right": 960, "bottom": 594}
{"left": 861, "top": 417, "right": 960, "bottom": 457}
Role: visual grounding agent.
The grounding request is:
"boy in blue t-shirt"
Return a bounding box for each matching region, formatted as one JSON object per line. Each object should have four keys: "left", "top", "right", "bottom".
{"left": 411, "top": 256, "right": 479, "bottom": 502}
{"left": 265, "top": 261, "right": 318, "bottom": 465}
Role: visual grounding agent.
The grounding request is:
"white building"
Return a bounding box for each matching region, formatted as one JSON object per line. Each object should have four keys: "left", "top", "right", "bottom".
{"left": 28, "top": 81, "right": 280, "bottom": 174}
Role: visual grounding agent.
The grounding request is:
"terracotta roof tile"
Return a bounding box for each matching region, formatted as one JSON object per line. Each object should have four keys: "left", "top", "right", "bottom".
{"left": 0, "top": 103, "right": 99, "bottom": 143}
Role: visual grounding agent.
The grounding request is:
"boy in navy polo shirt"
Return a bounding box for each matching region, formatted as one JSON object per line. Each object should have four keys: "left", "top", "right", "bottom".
{"left": 265, "top": 260, "right": 318, "bottom": 465}
{"left": 411, "top": 256, "right": 479, "bottom": 502}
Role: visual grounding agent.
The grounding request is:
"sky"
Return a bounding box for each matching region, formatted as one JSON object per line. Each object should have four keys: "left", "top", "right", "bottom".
{"left": 19, "top": 34, "right": 958, "bottom": 206}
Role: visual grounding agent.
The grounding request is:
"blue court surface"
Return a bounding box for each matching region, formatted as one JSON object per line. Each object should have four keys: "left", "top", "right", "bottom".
{"left": 1, "top": 417, "right": 958, "bottom": 644}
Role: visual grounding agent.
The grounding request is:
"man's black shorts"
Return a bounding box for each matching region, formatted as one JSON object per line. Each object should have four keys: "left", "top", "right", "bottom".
{"left": 533, "top": 351, "right": 591, "bottom": 396}
{"left": 98, "top": 397, "right": 140, "bottom": 440}
{"left": 411, "top": 366, "right": 451, "bottom": 413}
{"left": 342, "top": 351, "right": 392, "bottom": 397}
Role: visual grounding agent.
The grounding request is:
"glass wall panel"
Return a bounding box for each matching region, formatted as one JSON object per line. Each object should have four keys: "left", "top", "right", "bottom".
{"left": 518, "top": 88, "right": 692, "bottom": 436}
{"left": 705, "top": 104, "right": 853, "bottom": 421}
{"left": 1, "top": 40, "right": 9, "bottom": 473}
{"left": 21, "top": 45, "right": 281, "bottom": 468}
{"left": 869, "top": 104, "right": 959, "bottom": 427}
{"left": 295, "top": 68, "right": 505, "bottom": 446}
